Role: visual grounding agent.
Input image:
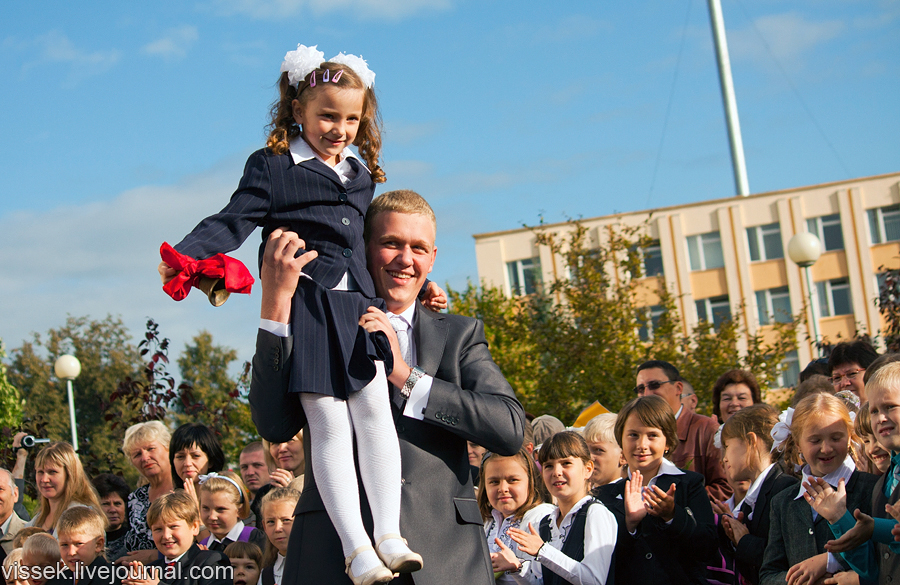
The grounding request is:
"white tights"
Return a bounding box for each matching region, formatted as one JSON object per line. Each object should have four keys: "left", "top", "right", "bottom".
{"left": 299, "top": 362, "right": 402, "bottom": 560}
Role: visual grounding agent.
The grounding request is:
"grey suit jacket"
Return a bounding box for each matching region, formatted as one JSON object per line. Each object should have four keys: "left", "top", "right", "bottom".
{"left": 0, "top": 512, "right": 26, "bottom": 555}
{"left": 249, "top": 305, "right": 525, "bottom": 585}
{"left": 758, "top": 470, "right": 879, "bottom": 585}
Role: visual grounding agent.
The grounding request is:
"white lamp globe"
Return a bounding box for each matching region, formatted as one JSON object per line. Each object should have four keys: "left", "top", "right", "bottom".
{"left": 787, "top": 233, "right": 822, "bottom": 268}
{"left": 54, "top": 355, "right": 81, "bottom": 380}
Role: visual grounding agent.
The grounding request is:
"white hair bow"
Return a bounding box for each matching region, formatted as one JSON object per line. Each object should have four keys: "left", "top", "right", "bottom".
{"left": 770, "top": 407, "right": 794, "bottom": 452}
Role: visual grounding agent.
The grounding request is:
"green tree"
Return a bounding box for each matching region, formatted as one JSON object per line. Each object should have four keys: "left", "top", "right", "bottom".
{"left": 0, "top": 340, "right": 23, "bottom": 429}
{"left": 7, "top": 316, "right": 143, "bottom": 477}
{"left": 174, "top": 331, "right": 256, "bottom": 466}
{"left": 449, "top": 220, "right": 801, "bottom": 422}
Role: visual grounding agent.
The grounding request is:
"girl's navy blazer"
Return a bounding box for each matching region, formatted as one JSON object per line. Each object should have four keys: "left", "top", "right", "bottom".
{"left": 595, "top": 470, "right": 717, "bottom": 585}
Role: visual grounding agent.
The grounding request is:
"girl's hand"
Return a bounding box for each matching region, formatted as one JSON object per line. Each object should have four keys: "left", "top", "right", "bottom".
{"left": 491, "top": 539, "right": 522, "bottom": 572}
{"left": 824, "top": 509, "right": 874, "bottom": 553}
{"left": 722, "top": 514, "right": 749, "bottom": 546}
{"left": 643, "top": 483, "right": 676, "bottom": 522}
{"left": 507, "top": 522, "right": 545, "bottom": 557}
{"left": 786, "top": 553, "right": 828, "bottom": 585}
{"left": 623, "top": 471, "right": 647, "bottom": 532}
{"left": 711, "top": 498, "right": 733, "bottom": 518}
{"left": 803, "top": 477, "right": 847, "bottom": 524}
{"left": 823, "top": 571, "right": 860, "bottom": 585}
{"left": 158, "top": 261, "right": 178, "bottom": 285}
{"left": 269, "top": 468, "right": 295, "bottom": 487}
{"left": 115, "top": 549, "right": 159, "bottom": 566}
{"left": 421, "top": 282, "right": 447, "bottom": 312}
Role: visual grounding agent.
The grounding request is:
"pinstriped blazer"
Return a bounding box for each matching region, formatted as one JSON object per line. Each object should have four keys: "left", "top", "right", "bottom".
{"left": 175, "top": 148, "right": 384, "bottom": 397}
{"left": 758, "top": 470, "right": 878, "bottom": 585}
{"left": 175, "top": 148, "right": 375, "bottom": 295}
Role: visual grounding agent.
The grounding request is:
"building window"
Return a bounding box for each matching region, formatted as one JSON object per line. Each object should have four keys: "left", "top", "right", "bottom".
{"left": 868, "top": 204, "right": 900, "bottom": 244}
{"left": 638, "top": 305, "right": 666, "bottom": 341}
{"left": 746, "top": 223, "right": 784, "bottom": 262}
{"left": 756, "top": 286, "right": 792, "bottom": 325}
{"left": 806, "top": 214, "right": 844, "bottom": 251}
{"left": 643, "top": 241, "right": 664, "bottom": 277}
{"left": 696, "top": 295, "right": 731, "bottom": 330}
{"left": 816, "top": 278, "right": 852, "bottom": 317}
{"left": 687, "top": 232, "right": 725, "bottom": 271}
{"left": 507, "top": 257, "right": 542, "bottom": 296}
{"left": 778, "top": 350, "right": 801, "bottom": 388}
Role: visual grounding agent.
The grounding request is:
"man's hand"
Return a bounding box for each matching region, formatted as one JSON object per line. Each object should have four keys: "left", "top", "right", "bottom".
{"left": 359, "top": 307, "right": 409, "bottom": 387}
{"left": 260, "top": 228, "right": 317, "bottom": 323}
{"left": 158, "top": 261, "right": 177, "bottom": 285}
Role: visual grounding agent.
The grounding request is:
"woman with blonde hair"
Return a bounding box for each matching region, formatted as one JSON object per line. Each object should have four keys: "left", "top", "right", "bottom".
{"left": 27, "top": 442, "right": 102, "bottom": 534}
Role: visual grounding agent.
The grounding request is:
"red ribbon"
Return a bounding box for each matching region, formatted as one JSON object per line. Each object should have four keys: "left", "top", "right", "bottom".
{"left": 160, "top": 242, "right": 254, "bottom": 301}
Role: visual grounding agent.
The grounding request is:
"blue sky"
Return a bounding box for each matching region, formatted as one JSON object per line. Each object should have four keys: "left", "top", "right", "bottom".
{"left": 2, "top": 0, "right": 898, "bottom": 369}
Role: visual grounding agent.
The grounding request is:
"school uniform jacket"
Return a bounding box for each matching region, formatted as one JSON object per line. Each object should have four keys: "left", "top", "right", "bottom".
{"left": 250, "top": 305, "right": 526, "bottom": 585}
{"left": 595, "top": 469, "right": 717, "bottom": 585}
{"left": 718, "top": 465, "right": 798, "bottom": 585}
{"left": 175, "top": 148, "right": 384, "bottom": 399}
{"left": 871, "top": 471, "right": 900, "bottom": 584}
{"left": 758, "top": 470, "right": 879, "bottom": 585}
{"left": 149, "top": 544, "right": 232, "bottom": 585}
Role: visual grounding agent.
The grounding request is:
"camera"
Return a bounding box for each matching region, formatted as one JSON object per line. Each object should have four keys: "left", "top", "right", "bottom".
{"left": 21, "top": 435, "right": 50, "bottom": 449}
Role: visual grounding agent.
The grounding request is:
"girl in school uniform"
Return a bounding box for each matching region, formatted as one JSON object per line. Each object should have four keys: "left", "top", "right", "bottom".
{"left": 758, "top": 393, "right": 878, "bottom": 585}
{"left": 479, "top": 448, "right": 555, "bottom": 582}
{"left": 507, "top": 431, "right": 618, "bottom": 585}
{"left": 257, "top": 487, "right": 301, "bottom": 585}
{"left": 198, "top": 472, "right": 268, "bottom": 554}
{"left": 715, "top": 404, "right": 798, "bottom": 585}
{"left": 594, "top": 395, "right": 717, "bottom": 585}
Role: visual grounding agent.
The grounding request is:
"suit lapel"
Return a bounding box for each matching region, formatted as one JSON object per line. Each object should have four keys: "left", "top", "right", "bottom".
{"left": 750, "top": 466, "right": 780, "bottom": 531}
{"left": 414, "top": 305, "right": 448, "bottom": 376}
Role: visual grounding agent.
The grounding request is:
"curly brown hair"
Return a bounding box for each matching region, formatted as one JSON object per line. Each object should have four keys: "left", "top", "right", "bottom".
{"left": 266, "top": 66, "right": 384, "bottom": 183}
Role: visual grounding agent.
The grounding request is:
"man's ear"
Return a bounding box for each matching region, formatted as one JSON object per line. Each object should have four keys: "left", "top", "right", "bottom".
{"left": 427, "top": 245, "right": 437, "bottom": 274}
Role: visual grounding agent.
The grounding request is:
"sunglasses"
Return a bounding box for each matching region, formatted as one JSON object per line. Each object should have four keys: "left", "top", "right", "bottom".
{"left": 633, "top": 379, "right": 674, "bottom": 395}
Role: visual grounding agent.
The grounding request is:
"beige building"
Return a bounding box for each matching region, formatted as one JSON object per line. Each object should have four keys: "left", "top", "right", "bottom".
{"left": 474, "top": 172, "right": 900, "bottom": 386}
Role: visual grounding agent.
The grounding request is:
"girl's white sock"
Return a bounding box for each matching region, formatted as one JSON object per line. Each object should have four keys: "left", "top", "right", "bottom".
{"left": 300, "top": 392, "right": 380, "bottom": 574}
{"left": 347, "top": 362, "right": 404, "bottom": 546}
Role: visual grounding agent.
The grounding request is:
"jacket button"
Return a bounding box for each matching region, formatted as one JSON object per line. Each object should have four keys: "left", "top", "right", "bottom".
{"left": 343, "top": 248, "right": 352, "bottom": 258}
{"left": 808, "top": 528, "right": 814, "bottom": 535}
{"left": 342, "top": 218, "right": 350, "bottom": 225}
{"left": 645, "top": 553, "right": 652, "bottom": 559}
{"left": 339, "top": 193, "right": 348, "bottom": 202}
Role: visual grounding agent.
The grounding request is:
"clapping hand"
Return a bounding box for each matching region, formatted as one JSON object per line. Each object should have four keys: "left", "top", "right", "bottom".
{"left": 722, "top": 511, "right": 750, "bottom": 546}
{"left": 803, "top": 477, "right": 847, "bottom": 524}
{"left": 786, "top": 553, "right": 828, "bottom": 585}
{"left": 824, "top": 509, "right": 874, "bottom": 553}
{"left": 623, "top": 471, "right": 647, "bottom": 532}
{"left": 507, "top": 523, "right": 545, "bottom": 557}
{"left": 643, "top": 482, "right": 676, "bottom": 522}
{"left": 490, "top": 539, "right": 522, "bottom": 573}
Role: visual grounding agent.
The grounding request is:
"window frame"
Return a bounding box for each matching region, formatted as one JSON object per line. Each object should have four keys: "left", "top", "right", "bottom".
{"left": 506, "top": 256, "right": 542, "bottom": 296}
{"left": 806, "top": 214, "right": 844, "bottom": 252}
{"left": 755, "top": 286, "right": 792, "bottom": 325}
{"left": 687, "top": 231, "right": 725, "bottom": 271}
{"left": 815, "top": 278, "right": 852, "bottom": 318}
{"left": 746, "top": 223, "right": 784, "bottom": 262}
{"left": 867, "top": 204, "right": 900, "bottom": 245}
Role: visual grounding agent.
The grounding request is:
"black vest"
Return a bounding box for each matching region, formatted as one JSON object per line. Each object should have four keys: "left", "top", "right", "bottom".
{"left": 538, "top": 499, "right": 614, "bottom": 585}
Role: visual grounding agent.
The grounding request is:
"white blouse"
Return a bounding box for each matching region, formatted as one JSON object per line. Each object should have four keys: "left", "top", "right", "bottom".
{"left": 514, "top": 496, "right": 617, "bottom": 585}
{"left": 484, "top": 504, "right": 555, "bottom": 583}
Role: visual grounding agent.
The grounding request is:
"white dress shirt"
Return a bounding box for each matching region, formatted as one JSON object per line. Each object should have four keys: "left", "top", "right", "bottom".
{"left": 793, "top": 455, "right": 856, "bottom": 573}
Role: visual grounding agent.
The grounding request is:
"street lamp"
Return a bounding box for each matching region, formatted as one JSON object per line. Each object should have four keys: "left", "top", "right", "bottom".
{"left": 787, "top": 233, "right": 823, "bottom": 355}
{"left": 54, "top": 354, "right": 81, "bottom": 451}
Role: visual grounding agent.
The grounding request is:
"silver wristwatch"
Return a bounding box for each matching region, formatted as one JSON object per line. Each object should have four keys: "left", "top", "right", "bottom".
{"left": 401, "top": 366, "right": 425, "bottom": 399}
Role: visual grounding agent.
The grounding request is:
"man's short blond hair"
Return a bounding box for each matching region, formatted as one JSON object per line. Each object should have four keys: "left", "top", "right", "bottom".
{"left": 582, "top": 413, "right": 618, "bottom": 445}
{"left": 364, "top": 190, "right": 437, "bottom": 244}
{"left": 147, "top": 490, "right": 199, "bottom": 527}
{"left": 57, "top": 506, "right": 107, "bottom": 540}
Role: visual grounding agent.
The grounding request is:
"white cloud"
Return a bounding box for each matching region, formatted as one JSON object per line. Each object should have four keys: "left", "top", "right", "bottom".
{"left": 141, "top": 26, "right": 199, "bottom": 60}
{"left": 204, "top": 0, "right": 450, "bottom": 20}
{"left": 0, "top": 162, "right": 262, "bottom": 372}
{"left": 18, "top": 31, "right": 120, "bottom": 85}
{"left": 727, "top": 12, "right": 844, "bottom": 71}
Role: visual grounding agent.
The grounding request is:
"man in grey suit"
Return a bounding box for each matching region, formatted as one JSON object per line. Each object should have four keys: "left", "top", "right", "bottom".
{"left": 249, "top": 189, "right": 525, "bottom": 585}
